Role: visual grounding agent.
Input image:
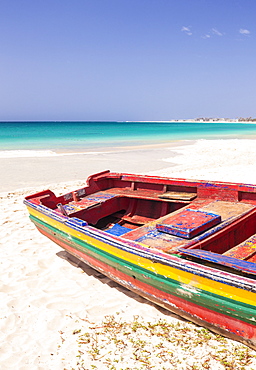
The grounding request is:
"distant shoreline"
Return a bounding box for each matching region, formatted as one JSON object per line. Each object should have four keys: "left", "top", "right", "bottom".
{"left": 1, "top": 119, "right": 256, "bottom": 123}
{"left": 126, "top": 119, "right": 256, "bottom": 124}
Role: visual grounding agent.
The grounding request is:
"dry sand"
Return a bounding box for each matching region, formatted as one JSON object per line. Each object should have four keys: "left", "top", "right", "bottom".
{"left": 1, "top": 139, "right": 256, "bottom": 369}
{"left": 148, "top": 139, "right": 256, "bottom": 184}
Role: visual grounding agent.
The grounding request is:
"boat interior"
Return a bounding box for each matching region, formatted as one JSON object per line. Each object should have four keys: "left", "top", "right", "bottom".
{"left": 26, "top": 171, "right": 256, "bottom": 274}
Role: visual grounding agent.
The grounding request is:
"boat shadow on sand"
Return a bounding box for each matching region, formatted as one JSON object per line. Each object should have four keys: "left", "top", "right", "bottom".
{"left": 56, "top": 250, "right": 184, "bottom": 322}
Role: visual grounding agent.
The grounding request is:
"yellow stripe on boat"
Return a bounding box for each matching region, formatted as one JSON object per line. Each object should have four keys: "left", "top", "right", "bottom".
{"left": 28, "top": 206, "right": 256, "bottom": 306}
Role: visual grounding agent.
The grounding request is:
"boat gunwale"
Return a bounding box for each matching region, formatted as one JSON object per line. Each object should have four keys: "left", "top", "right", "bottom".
{"left": 31, "top": 215, "right": 256, "bottom": 323}
{"left": 24, "top": 198, "right": 256, "bottom": 292}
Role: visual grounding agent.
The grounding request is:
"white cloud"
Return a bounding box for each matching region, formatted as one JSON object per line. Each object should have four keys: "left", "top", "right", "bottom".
{"left": 181, "top": 26, "right": 192, "bottom": 36}
{"left": 239, "top": 28, "right": 251, "bottom": 35}
{"left": 202, "top": 34, "right": 211, "bottom": 39}
{"left": 212, "top": 28, "right": 223, "bottom": 36}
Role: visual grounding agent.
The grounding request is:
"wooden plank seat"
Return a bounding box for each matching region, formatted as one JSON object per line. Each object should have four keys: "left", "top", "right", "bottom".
{"left": 56, "top": 192, "right": 118, "bottom": 216}
{"left": 121, "top": 215, "right": 151, "bottom": 226}
{"left": 56, "top": 187, "right": 198, "bottom": 218}
{"left": 223, "top": 234, "right": 256, "bottom": 261}
{"left": 104, "top": 188, "right": 194, "bottom": 203}
{"left": 123, "top": 200, "right": 220, "bottom": 249}
{"left": 158, "top": 191, "right": 197, "bottom": 201}
{"left": 178, "top": 248, "right": 256, "bottom": 275}
{"left": 123, "top": 200, "right": 256, "bottom": 253}
{"left": 156, "top": 208, "right": 221, "bottom": 239}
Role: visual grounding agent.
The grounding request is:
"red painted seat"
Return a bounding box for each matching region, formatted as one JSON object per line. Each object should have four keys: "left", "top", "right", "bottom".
{"left": 156, "top": 209, "right": 221, "bottom": 239}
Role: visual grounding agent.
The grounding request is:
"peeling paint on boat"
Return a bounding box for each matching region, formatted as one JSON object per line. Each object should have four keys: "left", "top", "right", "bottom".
{"left": 24, "top": 171, "right": 256, "bottom": 349}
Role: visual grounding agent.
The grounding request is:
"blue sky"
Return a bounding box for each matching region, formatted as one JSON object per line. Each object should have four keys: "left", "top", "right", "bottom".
{"left": 0, "top": 0, "right": 255, "bottom": 121}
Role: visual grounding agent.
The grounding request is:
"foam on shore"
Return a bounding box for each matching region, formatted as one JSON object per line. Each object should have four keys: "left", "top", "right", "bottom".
{"left": 0, "top": 141, "right": 183, "bottom": 159}
{"left": 0, "top": 150, "right": 109, "bottom": 158}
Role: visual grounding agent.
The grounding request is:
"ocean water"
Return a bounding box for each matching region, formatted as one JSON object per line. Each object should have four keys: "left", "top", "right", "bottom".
{"left": 1, "top": 121, "right": 256, "bottom": 157}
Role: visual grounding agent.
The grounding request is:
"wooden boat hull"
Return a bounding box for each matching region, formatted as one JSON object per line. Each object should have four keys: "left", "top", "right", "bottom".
{"left": 24, "top": 172, "right": 256, "bottom": 349}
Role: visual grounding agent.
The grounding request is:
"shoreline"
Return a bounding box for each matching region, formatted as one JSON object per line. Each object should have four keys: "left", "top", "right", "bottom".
{"left": 0, "top": 140, "right": 190, "bottom": 157}
{"left": 2, "top": 137, "right": 256, "bottom": 193}
{"left": 2, "top": 120, "right": 256, "bottom": 155}
{"left": 2, "top": 119, "right": 256, "bottom": 123}
{"left": 0, "top": 140, "right": 193, "bottom": 193}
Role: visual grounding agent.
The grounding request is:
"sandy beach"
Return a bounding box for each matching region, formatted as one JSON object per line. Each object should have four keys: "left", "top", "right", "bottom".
{"left": 1, "top": 139, "right": 256, "bottom": 369}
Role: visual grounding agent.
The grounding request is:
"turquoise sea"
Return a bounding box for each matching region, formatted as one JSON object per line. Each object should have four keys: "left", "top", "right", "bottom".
{"left": 1, "top": 121, "right": 256, "bottom": 153}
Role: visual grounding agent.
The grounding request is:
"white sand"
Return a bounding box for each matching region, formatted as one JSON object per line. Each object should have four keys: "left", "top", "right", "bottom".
{"left": 149, "top": 139, "right": 256, "bottom": 184}
{"left": 1, "top": 139, "right": 256, "bottom": 369}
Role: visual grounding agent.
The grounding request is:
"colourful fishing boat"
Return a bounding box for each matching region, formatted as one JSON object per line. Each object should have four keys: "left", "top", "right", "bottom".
{"left": 24, "top": 170, "right": 256, "bottom": 349}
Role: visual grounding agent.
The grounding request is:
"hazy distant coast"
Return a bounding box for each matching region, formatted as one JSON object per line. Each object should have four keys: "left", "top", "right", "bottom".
{"left": 129, "top": 117, "right": 256, "bottom": 123}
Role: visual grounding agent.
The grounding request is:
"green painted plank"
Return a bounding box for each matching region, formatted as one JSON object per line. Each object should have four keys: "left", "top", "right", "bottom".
{"left": 30, "top": 214, "right": 256, "bottom": 324}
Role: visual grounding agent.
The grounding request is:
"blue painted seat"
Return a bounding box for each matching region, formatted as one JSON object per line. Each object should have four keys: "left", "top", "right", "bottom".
{"left": 105, "top": 223, "right": 131, "bottom": 236}
{"left": 178, "top": 248, "right": 256, "bottom": 275}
